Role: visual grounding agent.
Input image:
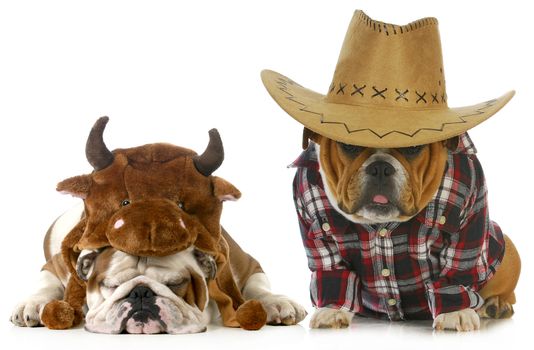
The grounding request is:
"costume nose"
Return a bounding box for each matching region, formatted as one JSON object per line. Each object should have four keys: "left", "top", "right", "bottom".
{"left": 366, "top": 161, "right": 396, "bottom": 179}
{"left": 128, "top": 285, "right": 155, "bottom": 301}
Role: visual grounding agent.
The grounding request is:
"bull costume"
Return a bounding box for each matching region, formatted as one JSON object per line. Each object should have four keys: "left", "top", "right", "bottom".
{"left": 39, "top": 117, "right": 268, "bottom": 331}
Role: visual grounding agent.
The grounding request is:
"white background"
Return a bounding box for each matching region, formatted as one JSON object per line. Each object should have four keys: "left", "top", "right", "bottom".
{"left": 0, "top": 0, "right": 531, "bottom": 349}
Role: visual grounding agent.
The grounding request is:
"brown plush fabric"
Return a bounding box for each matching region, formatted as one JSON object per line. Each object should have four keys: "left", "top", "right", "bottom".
{"left": 236, "top": 300, "right": 267, "bottom": 331}
{"left": 41, "top": 250, "right": 81, "bottom": 330}
{"left": 44, "top": 118, "right": 266, "bottom": 331}
{"left": 41, "top": 301, "right": 75, "bottom": 330}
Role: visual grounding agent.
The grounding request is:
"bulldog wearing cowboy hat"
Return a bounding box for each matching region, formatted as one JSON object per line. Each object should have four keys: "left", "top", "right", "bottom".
{"left": 262, "top": 10, "right": 521, "bottom": 331}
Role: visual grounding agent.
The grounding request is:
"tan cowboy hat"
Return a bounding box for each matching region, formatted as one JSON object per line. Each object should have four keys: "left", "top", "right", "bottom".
{"left": 261, "top": 10, "right": 515, "bottom": 148}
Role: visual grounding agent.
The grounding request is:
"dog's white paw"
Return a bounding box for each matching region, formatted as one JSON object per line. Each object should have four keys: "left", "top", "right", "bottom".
{"left": 10, "top": 296, "right": 52, "bottom": 327}
{"left": 256, "top": 294, "right": 307, "bottom": 325}
{"left": 433, "top": 308, "right": 480, "bottom": 331}
{"left": 309, "top": 308, "right": 354, "bottom": 329}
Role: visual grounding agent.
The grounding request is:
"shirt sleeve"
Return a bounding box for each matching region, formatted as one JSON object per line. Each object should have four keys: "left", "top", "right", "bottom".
{"left": 425, "top": 156, "right": 502, "bottom": 318}
{"left": 294, "top": 169, "right": 361, "bottom": 313}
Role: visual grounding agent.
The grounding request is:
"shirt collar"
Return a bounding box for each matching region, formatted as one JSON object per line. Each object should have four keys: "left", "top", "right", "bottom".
{"left": 450, "top": 132, "right": 477, "bottom": 154}
{"left": 288, "top": 142, "right": 319, "bottom": 169}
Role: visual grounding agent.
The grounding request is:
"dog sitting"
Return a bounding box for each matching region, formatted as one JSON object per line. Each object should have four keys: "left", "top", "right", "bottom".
{"left": 290, "top": 132, "right": 520, "bottom": 331}
{"left": 262, "top": 10, "right": 520, "bottom": 331}
{"left": 11, "top": 210, "right": 305, "bottom": 333}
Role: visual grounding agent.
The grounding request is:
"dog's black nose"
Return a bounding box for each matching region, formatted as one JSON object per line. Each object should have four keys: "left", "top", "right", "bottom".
{"left": 128, "top": 285, "right": 155, "bottom": 301}
{"left": 366, "top": 161, "right": 396, "bottom": 179}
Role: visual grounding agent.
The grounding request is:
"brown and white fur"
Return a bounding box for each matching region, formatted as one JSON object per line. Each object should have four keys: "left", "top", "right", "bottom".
{"left": 308, "top": 135, "right": 520, "bottom": 332}
{"left": 11, "top": 203, "right": 307, "bottom": 333}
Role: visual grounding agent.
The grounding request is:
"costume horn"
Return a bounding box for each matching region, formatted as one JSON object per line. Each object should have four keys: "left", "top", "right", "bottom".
{"left": 194, "top": 129, "right": 224, "bottom": 176}
{"left": 86, "top": 116, "right": 114, "bottom": 171}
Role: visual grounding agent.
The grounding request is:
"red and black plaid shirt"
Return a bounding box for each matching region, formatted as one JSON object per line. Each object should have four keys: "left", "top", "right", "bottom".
{"left": 290, "top": 133, "right": 505, "bottom": 320}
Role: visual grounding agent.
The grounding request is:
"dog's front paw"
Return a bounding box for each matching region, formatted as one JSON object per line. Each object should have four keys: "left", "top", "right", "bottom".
{"left": 11, "top": 296, "right": 53, "bottom": 327}
{"left": 256, "top": 294, "right": 307, "bottom": 325}
{"left": 433, "top": 308, "right": 480, "bottom": 331}
{"left": 309, "top": 308, "right": 354, "bottom": 329}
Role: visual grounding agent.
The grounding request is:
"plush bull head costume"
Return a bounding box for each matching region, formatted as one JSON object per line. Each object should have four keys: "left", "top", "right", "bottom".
{"left": 41, "top": 117, "right": 266, "bottom": 331}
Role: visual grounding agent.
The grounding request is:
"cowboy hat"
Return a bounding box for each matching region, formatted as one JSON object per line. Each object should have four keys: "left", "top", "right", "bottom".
{"left": 261, "top": 10, "right": 514, "bottom": 148}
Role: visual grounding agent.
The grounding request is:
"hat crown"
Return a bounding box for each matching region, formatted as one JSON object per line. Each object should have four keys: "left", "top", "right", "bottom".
{"left": 325, "top": 11, "right": 447, "bottom": 109}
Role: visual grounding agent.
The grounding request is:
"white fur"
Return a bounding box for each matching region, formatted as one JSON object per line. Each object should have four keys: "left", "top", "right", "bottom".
{"left": 242, "top": 273, "right": 307, "bottom": 325}
{"left": 10, "top": 270, "right": 64, "bottom": 327}
{"left": 433, "top": 309, "right": 480, "bottom": 331}
{"left": 84, "top": 247, "right": 210, "bottom": 334}
{"left": 309, "top": 308, "right": 355, "bottom": 329}
{"left": 48, "top": 202, "right": 84, "bottom": 256}
{"left": 85, "top": 275, "right": 206, "bottom": 334}
{"left": 14, "top": 203, "right": 307, "bottom": 332}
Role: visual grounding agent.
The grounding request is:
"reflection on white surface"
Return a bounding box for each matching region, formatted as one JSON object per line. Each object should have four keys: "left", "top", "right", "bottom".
{"left": 1, "top": 310, "right": 525, "bottom": 350}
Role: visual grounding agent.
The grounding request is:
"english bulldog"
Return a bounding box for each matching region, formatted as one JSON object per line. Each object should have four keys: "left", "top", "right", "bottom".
{"left": 11, "top": 204, "right": 307, "bottom": 333}
{"left": 291, "top": 132, "right": 520, "bottom": 331}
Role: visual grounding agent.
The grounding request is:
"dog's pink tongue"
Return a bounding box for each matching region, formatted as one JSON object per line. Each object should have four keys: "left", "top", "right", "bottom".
{"left": 373, "top": 195, "right": 389, "bottom": 204}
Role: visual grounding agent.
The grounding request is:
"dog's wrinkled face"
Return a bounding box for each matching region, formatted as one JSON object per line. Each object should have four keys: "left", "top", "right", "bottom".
{"left": 315, "top": 135, "right": 449, "bottom": 224}
{"left": 77, "top": 247, "right": 216, "bottom": 334}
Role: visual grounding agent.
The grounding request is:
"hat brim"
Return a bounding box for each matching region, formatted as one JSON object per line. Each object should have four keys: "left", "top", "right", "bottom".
{"left": 262, "top": 69, "right": 515, "bottom": 148}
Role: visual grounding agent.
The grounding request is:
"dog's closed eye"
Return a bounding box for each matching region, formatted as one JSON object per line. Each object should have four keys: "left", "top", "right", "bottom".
{"left": 165, "top": 278, "right": 190, "bottom": 296}
{"left": 100, "top": 280, "right": 119, "bottom": 289}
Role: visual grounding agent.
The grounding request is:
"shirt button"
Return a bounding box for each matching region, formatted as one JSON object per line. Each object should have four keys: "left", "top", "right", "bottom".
{"left": 321, "top": 222, "right": 331, "bottom": 231}
{"left": 439, "top": 216, "right": 447, "bottom": 225}
{"left": 388, "top": 299, "right": 397, "bottom": 306}
{"left": 378, "top": 228, "right": 388, "bottom": 237}
{"left": 381, "top": 268, "right": 391, "bottom": 277}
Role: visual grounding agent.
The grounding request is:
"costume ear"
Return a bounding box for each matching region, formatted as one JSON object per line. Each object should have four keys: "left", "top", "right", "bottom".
{"left": 184, "top": 269, "right": 209, "bottom": 311}
{"left": 212, "top": 176, "right": 241, "bottom": 202}
{"left": 76, "top": 249, "right": 99, "bottom": 281}
{"left": 57, "top": 175, "right": 92, "bottom": 199}
{"left": 443, "top": 136, "right": 460, "bottom": 151}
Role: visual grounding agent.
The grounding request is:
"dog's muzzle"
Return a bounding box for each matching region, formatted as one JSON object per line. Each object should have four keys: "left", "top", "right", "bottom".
{"left": 363, "top": 160, "right": 398, "bottom": 206}
{"left": 351, "top": 153, "right": 407, "bottom": 222}
{"left": 85, "top": 276, "right": 206, "bottom": 335}
{"left": 122, "top": 285, "right": 164, "bottom": 334}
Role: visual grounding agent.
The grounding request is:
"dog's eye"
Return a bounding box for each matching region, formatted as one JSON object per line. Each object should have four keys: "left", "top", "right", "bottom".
{"left": 338, "top": 142, "right": 364, "bottom": 156}
{"left": 397, "top": 145, "right": 424, "bottom": 157}
{"left": 166, "top": 278, "right": 188, "bottom": 288}
{"left": 166, "top": 278, "right": 189, "bottom": 295}
{"left": 100, "top": 280, "right": 119, "bottom": 290}
{"left": 121, "top": 199, "right": 131, "bottom": 207}
{"left": 177, "top": 201, "right": 185, "bottom": 210}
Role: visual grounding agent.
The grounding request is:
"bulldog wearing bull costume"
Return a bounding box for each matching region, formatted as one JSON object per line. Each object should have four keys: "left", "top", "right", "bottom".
{"left": 11, "top": 117, "right": 306, "bottom": 333}
{"left": 262, "top": 10, "right": 521, "bottom": 331}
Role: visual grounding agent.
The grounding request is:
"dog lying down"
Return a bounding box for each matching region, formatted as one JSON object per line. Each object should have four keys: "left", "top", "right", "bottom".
{"left": 11, "top": 204, "right": 307, "bottom": 334}
{"left": 11, "top": 118, "right": 306, "bottom": 333}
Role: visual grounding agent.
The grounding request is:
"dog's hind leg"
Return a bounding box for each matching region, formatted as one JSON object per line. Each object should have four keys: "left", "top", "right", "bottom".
{"left": 478, "top": 235, "right": 520, "bottom": 319}
{"left": 477, "top": 295, "right": 515, "bottom": 319}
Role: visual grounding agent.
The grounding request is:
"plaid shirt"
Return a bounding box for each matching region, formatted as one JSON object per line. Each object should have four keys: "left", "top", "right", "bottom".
{"left": 290, "top": 133, "right": 505, "bottom": 320}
